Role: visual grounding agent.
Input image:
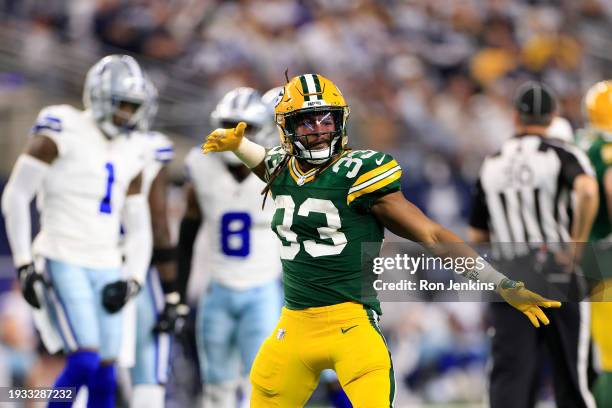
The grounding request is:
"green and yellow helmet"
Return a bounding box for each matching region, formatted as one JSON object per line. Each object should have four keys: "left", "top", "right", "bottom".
{"left": 275, "top": 74, "right": 350, "bottom": 164}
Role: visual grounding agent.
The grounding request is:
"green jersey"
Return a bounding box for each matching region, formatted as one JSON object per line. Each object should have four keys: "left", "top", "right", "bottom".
{"left": 587, "top": 134, "right": 612, "bottom": 241}
{"left": 264, "top": 147, "right": 402, "bottom": 315}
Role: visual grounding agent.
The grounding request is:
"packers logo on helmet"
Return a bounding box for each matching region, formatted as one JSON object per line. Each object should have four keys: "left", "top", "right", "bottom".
{"left": 275, "top": 74, "right": 350, "bottom": 164}
{"left": 585, "top": 80, "right": 612, "bottom": 132}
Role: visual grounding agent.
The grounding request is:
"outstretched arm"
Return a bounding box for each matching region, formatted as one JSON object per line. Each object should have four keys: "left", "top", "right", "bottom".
{"left": 371, "top": 191, "right": 561, "bottom": 327}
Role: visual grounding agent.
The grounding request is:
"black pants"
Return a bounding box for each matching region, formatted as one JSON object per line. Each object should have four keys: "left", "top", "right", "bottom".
{"left": 488, "top": 301, "right": 594, "bottom": 408}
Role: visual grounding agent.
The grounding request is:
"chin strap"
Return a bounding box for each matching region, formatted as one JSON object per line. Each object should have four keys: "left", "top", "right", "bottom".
{"left": 297, "top": 135, "right": 341, "bottom": 164}
{"left": 100, "top": 120, "right": 120, "bottom": 139}
{"left": 298, "top": 149, "right": 348, "bottom": 183}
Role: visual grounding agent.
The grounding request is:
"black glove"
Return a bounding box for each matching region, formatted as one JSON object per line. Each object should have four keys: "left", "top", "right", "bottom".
{"left": 17, "top": 263, "right": 48, "bottom": 309}
{"left": 101, "top": 279, "right": 141, "bottom": 314}
{"left": 153, "top": 292, "right": 190, "bottom": 334}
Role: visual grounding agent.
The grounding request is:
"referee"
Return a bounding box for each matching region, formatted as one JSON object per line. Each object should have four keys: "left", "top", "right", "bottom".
{"left": 468, "top": 82, "right": 599, "bottom": 408}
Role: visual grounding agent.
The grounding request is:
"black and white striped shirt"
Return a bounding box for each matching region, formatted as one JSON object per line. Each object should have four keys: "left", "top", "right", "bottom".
{"left": 469, "top": 134, "right": 593, "bottom": 257}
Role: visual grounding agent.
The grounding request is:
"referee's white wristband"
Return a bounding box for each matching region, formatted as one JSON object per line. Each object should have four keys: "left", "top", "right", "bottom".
{"left": 235, "top": 137, "right": 266, "bottom": 169}
{"left": 463, "top": 261, "right": 507, "bottom": 288}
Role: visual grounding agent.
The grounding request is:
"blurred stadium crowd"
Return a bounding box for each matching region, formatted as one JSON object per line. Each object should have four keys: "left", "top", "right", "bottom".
{"left": 0, "top": 0, "right": 612, "bottom": 406}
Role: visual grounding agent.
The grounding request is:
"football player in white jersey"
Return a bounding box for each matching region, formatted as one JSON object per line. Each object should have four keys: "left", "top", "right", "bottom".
{"left": 178, "top": 87, "right": 282, "bottom": 407}
{"left": 1, "top": 55, "right": 154, "bottom": 408}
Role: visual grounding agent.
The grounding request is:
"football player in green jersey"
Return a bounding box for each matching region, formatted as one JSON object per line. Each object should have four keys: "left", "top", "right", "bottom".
{"left": 202, "top": 74, "right": 560, "bottom": 407}
{"left": 582, "top": 80, "right": 612, "bottom": 407}
{"left": 584, "top": 81, "right": 612, "bottom": 242}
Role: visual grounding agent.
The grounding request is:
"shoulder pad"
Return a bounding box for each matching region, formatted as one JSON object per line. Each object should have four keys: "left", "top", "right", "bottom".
{"left": 338, "top": 150, "right": 402, "bottom": 208}
{"left": 330, "top": 150, "right": 399, "bottom": 181}
{"left": 32, "top": 105, "right": 79, "bottom": 136}
{"left": 145, "top": 131, "right": 174, "bottom": 164}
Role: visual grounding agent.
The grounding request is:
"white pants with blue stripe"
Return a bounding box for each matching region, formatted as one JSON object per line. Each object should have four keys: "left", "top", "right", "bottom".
{"left": 196, "top": 280, "right": 282, "bottom": 384}
{"left": 43, "top": 259, "right": 122, "bottom": 361}
{"left": 130, "top": 267, "right": 172, "bottom": 385}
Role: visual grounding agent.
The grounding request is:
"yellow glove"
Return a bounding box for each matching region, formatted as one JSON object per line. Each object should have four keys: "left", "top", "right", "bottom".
{"left": 497, "top": 279, "right": 561, "bottom": 328}
{"left": 201, "top": 122, "right": 246, "bottom": 154}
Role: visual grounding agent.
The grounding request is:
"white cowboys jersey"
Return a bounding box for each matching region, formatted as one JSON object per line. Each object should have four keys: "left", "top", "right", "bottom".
{"left": 184, "top": 148, "right": 281, "bottom": 290}
{"left": 31, "top": 105, "right": 147, "bottom": 269}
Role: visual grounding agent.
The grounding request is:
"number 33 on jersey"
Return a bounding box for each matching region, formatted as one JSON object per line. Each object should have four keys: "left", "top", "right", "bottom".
{"left": 264, "top": 147, "right": 402, "bottom": 313}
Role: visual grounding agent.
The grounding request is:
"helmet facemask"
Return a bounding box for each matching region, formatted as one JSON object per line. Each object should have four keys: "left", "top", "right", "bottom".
{"left": 109, "top": 97, "right": 147, "bottom": 132}
{"left": 280, "top": 107, "right": 345, "bottom": 165}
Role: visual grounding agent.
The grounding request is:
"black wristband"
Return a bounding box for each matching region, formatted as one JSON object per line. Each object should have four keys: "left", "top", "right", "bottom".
{"left": 160, "top": 278, "right": 179, "bottom": 295}
{"left": 152, "top": 247, "right": 177, "bottom": 264}
{"left": 179, "top": 217, "right": 200, "bottom": 246}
